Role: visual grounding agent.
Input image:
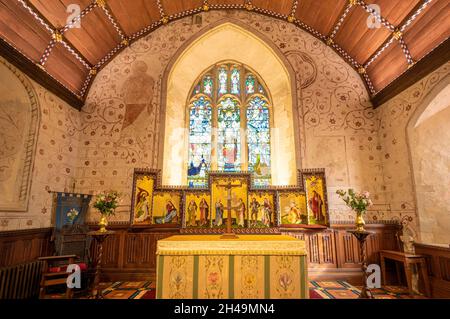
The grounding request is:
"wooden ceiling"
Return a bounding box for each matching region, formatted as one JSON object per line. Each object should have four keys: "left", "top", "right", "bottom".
{"left": 0, "top": 0, "right": 449, "bottom": 108}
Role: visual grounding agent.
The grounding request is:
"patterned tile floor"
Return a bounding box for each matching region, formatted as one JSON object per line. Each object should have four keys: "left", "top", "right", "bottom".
{"left": 95, "top": 280, "right": 426, "bottom": 299}
{"left": 309, "top": 280, "right": 426, "bottom": 299}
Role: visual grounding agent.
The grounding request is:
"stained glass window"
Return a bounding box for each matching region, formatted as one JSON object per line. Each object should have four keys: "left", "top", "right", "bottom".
{"left": 187, "top": 95, "right": 212, "bottom": 187}
{"left": 203, "top": 75, "right": 213, "bottom": 96}
{"left": 192, "top": 84, "right": 201, "bottom": 96}
{"left": 187, "top": 62, "right": 272, "bottom": 187}
{"left": 218, "top": 97, "right": 241, "bottom": 171}
{"left": 247, "top": 96, "right": 271, "bottom": 186}
{"left": 231, "top": 67, "right": 240, "bottom": 95}
{"left": 218, "top": 67, "right": 227, "bottom": 96}
{"left": 246, "top": 74, "right": 255, "bottom": 94}
{"left": 258, "top": 84, "right": 266, "bottom": 95}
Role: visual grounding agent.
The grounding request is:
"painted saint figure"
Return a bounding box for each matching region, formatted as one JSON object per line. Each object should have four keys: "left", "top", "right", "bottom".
{"left": 236, "top": 198, "right": 246, "bottom": 227}
{"left": 249, "top": 197, "right": 260, "bottom": 226}
{"left": 309, "top": 190, "right": 324, "bottom": 222}
{"left": 187, "top": 200, "right": 198, "bottom": 226}
{"left": 261, "top": 198, "right": 272, "bottom": 227}
{"left": 121, "top": 61, "right": 155, "bottom": 131}
{"left": 199, "top": 198, "right": 209, "bottom": 226}
{"left": 287, "top": 201, "right": 301, "bottom": 224}
{"left": 155, "top": 200, "right": 177, "bottom": 224}
{"left": 134, "top": 188, "right": 150, "bottom": 223}
{"left": 214, "top": 200, "right": 224, "bottom": 226}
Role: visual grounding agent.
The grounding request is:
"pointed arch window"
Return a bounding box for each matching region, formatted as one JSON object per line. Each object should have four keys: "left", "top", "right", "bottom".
{"left": 187, "top": 62, "right": 272, "bottom": 187}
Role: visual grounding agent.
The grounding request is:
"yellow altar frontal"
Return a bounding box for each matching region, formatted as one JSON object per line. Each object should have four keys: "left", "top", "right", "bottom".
{"left": 156, "top": 235, "right": 308, "bottom": 299}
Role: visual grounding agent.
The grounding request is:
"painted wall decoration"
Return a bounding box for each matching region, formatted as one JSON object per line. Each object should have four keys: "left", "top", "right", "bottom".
{"left": 2, "top": 10, "right": 448, "bottom": 234}
{"left": 0, "top": 61, "right": 39, "bottom": 211}
{"left": 248, "top": 191, "right": 276, "bottom": 228}
{"left": 301, "top": 169, "right": 330, "bottom": 227}
{"left": 183, "top": 191, "right": 211, "bottom": 228}
{"left": 76, "top": 10, "right": 384, "bottom": 226}
{"left": 277, "top": 190, "right": 308, "bottom": 227}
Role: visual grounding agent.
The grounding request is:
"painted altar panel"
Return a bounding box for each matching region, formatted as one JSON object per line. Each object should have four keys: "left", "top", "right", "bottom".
{"left": 302, "top": 169, "right": 330, "bottom": 227}
{"left": 130, "top": 171, "right": 156, "bottom": 225}
{"left": 130, "top": 168, "right": 329, "bottom": 231}
{"left": 278, "top": 190, "right": 308, "bottom": 226}
{"left": 210, "top": 175, "right": 249, "bottom": 228}
{"left": 248, "top": 191, "right": 276, "bottom": 228}
{"left": 184, "top": 191, "right": 211, "bottom": 228}
{"left": 152, "top": 191, "right": 182, "bottom": 226}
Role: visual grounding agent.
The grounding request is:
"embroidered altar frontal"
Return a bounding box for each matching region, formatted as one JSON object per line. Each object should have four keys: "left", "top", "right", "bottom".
{"left": 156, "top": 235, "right": 308, "bottom": 299}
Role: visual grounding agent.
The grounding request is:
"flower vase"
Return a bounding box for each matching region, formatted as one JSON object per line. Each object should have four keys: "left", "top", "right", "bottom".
{"left": 98, "top": 214, "right": 108, "bottom": 233}
{"left": 355, "top": 210, "right": 366, "bottom": 232}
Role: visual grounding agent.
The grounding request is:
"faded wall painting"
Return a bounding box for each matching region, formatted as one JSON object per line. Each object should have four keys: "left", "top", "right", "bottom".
{"left": 0, "top": 62, "right": 38, "bottom": 211}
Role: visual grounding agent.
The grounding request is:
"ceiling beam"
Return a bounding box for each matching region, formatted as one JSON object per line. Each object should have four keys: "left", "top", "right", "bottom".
{"left": 371, "top": 38, "right": 450, "bottom": 108}
{"left": 0, "top": 38, "right": 84, "bottom": 109}
{"left": 364, "top": 0, "right": 431, "bottom": 69}
{"left": 22, "top": 0, "right": 92, "bottom": 69}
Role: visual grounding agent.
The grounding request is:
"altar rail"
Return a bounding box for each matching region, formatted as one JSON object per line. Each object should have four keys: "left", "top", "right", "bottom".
{"left": 85, "top": 222, "right": 402, "bottom": 284}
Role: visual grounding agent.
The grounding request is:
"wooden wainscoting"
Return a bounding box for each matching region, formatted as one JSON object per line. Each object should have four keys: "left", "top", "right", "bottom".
{"left": 0, "top": 228, "right": 52, "bottom": 268}
{"left": 90, "top": 222, "right": 401, "bottom": 284}
{"left": 414, "top": 243, "right": 450, "bottom": 298}
{"left": 283, "top": 223, "right": 401, "bottom": 284}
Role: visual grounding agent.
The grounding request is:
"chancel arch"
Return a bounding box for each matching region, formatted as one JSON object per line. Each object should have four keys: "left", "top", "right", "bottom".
{"left": 161, "top": 21, "right": 299, "bottom": 186}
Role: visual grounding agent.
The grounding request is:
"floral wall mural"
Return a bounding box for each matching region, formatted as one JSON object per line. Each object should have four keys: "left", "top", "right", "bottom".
{"left": 0, "top": 10, "right": 448, "bottom": 239}
{"left": 0, "top": 57, "right": 80, "bottom": 231}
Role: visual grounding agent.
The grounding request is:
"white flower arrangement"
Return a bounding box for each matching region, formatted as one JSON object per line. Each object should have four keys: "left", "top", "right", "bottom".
{"left": 67, "top": 208, "right": 79, "bottom": 223}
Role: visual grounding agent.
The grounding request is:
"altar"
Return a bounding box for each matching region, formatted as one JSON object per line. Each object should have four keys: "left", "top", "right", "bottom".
{"left": 156, "top": 235, "right": 308, "bottom": 299}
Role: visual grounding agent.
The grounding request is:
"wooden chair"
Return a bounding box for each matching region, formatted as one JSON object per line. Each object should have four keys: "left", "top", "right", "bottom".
{"left": 38, "top": 224, "right": 93, "bottom": 299}
{"left": 39, "top": 255, "right": 77, "bottom": 299}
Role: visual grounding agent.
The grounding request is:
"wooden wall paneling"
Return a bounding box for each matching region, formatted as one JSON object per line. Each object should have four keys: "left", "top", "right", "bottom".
{"left": 0, "top": 228, "right": 52, "bottom": 267}
{"left": 86, "top": 223, "right": 401, "bottom": 282}
{"left": 319, "top": 230, "right": 336, "bottom": 267}
{"left": 336, "top": 230, "right": 360, "bottom": 268}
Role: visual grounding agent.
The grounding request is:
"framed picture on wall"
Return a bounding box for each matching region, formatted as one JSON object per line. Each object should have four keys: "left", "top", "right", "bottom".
{"left": 301, "top": 169, "right": 330, "bottom": 227}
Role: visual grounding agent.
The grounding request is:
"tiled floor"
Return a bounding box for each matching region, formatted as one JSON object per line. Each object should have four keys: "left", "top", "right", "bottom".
{"left": 95, "top": 280, "right": 426, "bottom": 299}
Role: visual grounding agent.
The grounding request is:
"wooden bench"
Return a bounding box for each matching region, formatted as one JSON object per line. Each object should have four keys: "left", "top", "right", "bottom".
{"left": 379, "top": 250, "right": 431, "bottom": 296}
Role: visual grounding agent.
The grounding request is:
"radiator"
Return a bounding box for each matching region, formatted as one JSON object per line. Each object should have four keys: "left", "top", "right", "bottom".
{"left": 0, "top": 260, "right": 43, "bottom": 299}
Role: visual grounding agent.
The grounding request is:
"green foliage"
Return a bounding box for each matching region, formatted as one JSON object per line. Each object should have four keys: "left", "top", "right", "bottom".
{"left": 93, "top": 191, "right": 119, "bottom": 216}
{"left": 336, "top": 189, "right": 373, "bottom": 214}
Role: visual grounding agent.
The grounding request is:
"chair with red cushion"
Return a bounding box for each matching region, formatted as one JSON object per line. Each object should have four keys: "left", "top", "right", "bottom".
{"left": 39, "top": 224, "right": 93, "bottom": 299}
